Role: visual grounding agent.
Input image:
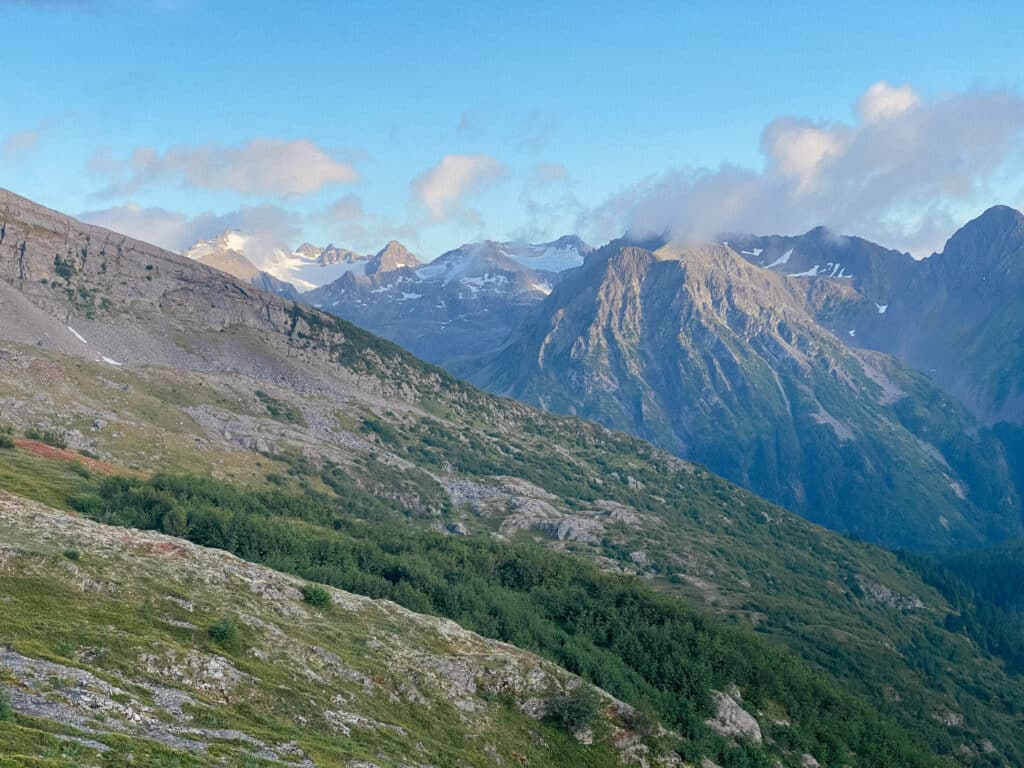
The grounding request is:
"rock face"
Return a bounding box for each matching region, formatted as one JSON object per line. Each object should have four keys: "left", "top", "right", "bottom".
{"left": 466, "top": 241, "right": 1022, "bottom": 549}
{"left": 704, "top": 689, "right": 762, "bottom": 744}
{"left": 0, "top": 490, "right": 670, "bottom": 767}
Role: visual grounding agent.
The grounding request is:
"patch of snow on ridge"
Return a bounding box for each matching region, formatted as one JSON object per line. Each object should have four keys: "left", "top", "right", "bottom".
{"left": 848, "top": 329, "right": 856, "bottom": 337}
{"left": 741, "top": 248, "right": 763, "bottom": 257}
{"left": 875, "top": 303, "right": 889, "bottom": 314}
{"left": 101, "top": 356, "right": 123, "bottom": 366}
{"left": 398, "top": 292, "right": 422, "bottom": 301}
{"left": 788, "top": 265, "right": 820, "bottom": 277}
{"left": 67, "top": 327, "right": 87, "bottom": 345}
{"left": 765, "top": 249, "right": 793, "bottom": 269}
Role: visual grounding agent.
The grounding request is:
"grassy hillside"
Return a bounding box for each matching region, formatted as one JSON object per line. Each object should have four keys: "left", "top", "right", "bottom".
{"left": 0, "top": 489, "right": 679, "bottom": 768}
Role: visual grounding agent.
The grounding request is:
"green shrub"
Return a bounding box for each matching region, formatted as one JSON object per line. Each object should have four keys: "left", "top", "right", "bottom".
{"left": 0, "top": 425, "right": 13, "bottom": 450}
{"left": 547, "top": 686, "right": 602, "bottom": 734}
{"left": 0, "top": 690, "right": 12, "bottom": 722}
{"left": 622, "top": 704, "right": 661, "bottom": 739}
{"left": 301, "top": 583, "right": 331, "bottom": 607}
{"left": 63, "top": 549, "right": 81, "bottom": 562}
{"left": 68, "top": 462, "right": 92, "bottom": 479}
{"left": 207, "top": 617, "right": 238, "bottom": 648}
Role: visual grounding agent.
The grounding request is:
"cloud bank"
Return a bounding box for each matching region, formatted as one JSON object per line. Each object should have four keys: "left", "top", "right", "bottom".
{"left": 90, "top": 138, "right": 358, "bottom": 197}
{"left": 584, "top": 82, "right": 1024, "bottom": 255}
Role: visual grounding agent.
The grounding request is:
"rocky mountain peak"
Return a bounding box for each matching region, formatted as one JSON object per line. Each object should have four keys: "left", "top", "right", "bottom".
{"left": 317, "top": 243, "right": 363, "bottom": 265}
{"left": 295, "top": 242, "right": 321, "bottom": 259}
{"left": 939, "top": 205, "right": 1024, "bottom": 263}
{"left": 367, "top": 240, "right": 421, "bottom": 274}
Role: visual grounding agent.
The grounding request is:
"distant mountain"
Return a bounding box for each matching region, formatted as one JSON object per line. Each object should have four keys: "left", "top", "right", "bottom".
{"left": 465, "top": 241, "right": 1022, "bottom": 549}
{"left": 729, "top": 207, "right": 1024, "bottom": 425}
{"left": 183, "top": 232, "right": 301, "bottom": 300}
{"left": 723, "top": 225, "right": 916, "bottom": 299}
{"left": 848, "top": 206, "right": 1024, "bottom": 424}
{"left": 183, "top": 233, "right": 374, "bottom": 293}
{"left": 308, "top": 236, "right": 586, "bottom": 367}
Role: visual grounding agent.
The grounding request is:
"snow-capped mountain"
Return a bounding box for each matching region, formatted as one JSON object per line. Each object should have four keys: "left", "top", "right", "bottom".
{"left": 184, "top": 232, "right": 378, "bottom": 293}
{"left": 304, "top": 236, "right": 589, "bottom": 368}
{"left": 183, "top": 232, "right": 299, "bottom": 300}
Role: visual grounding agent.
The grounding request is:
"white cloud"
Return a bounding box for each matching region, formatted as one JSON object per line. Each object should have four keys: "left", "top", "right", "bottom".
{"left": 410, "top": 154, "right": 507, "bottom": 222}
{"left": 90, "top": 138, "right": 359, "bottom": 197}
{"left": 583, "top": 82, "right": 1024, "bottom": 255}
{"left": 79, "top": 202, "right": 301, "bottom": 267}
{"left": 856, "top": 81, "right": 920, "bottom": 123}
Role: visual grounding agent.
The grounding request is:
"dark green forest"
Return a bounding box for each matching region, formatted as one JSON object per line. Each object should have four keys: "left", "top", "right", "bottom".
{"left": 903, "top": 541, "right": 1024, "bottom": 676}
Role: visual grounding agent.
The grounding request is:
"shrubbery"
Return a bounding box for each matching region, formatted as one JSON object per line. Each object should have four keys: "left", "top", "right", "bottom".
{"left": 546, "top": 685, "right": 602, "bottom": 734}
{"left": 207, "top": 617, "right": 239, "bottom": 648}
{"left": 301, "top": 583, "right": 331, "bottom": 607}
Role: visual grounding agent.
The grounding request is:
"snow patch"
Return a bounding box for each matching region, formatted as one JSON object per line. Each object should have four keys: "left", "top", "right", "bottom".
{"left": 740, "top": 248, "right": 763, "bottom": 257}
{"left": 67, "top": 327, "right": 87, "bottom": 345}
{"left": 529, "top": 282, "right": 552, "bottom": 295}
{"left": 848, "top": 329, "right": 856, "bottom": 337}
{"left": 788, "top": 264, "right": 820, "bottom": 277}
{"left": 765, "top": 249, "right": 793, "bottom": 269}
{"left": 875, "top": 303, "right": 889, "bottom": 314}
{"left": 101, "top": 356, "right": 123, "bottom": 367}
{"left": 398, "top": 292, "right": 422, "bottom": 301}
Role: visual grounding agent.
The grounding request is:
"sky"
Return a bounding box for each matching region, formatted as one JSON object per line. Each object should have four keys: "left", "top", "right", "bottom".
{"left": 1, "top": 0, "right": 1023, "bottom": 265}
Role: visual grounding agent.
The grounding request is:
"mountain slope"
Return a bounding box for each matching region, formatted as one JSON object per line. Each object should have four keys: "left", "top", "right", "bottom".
{"left": 469, "top": 241, "right": 1021, "bottom": 549}
{"left": 0, "top": 490, "right": 667, "bottom": 768}
{"left": 730, "top": 207, "right": 1024, "bottom": 426}
{"left": 2, "top": 187, "right": 1024, "bottom": 764}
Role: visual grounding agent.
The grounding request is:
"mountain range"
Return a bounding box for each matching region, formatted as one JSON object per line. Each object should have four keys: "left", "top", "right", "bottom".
{"left": 4, "top": 187, "right": 1024, "bottom": 765}
{"left": 290, "top": 209, "right": 1024, "bottom": 552}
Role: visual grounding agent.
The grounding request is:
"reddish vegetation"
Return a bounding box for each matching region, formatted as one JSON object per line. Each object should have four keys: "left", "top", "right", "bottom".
{"left": 13, "top": 439, "right": 137, "bottom": 476}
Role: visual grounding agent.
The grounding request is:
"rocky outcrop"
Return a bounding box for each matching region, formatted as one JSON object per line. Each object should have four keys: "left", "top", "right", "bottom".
{"left": 704, "top": 688, "right": 762, "bottom": 744}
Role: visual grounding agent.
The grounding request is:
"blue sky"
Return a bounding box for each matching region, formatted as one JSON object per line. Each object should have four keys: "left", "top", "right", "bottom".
{"left": 2, "top": 0, "right": 1023, "bottom": 263}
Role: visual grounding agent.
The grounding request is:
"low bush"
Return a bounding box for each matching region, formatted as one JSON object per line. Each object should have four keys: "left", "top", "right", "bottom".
{"left": 547, "top": 686, "right": 602, "bottom": 734}
{"left": 301, "top": 583, "right": 331, "bottom": 607}
{"left": 207, "top": 617, "right": 239, "bottom": 648}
